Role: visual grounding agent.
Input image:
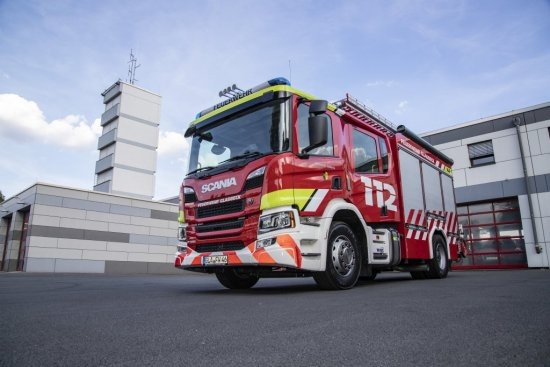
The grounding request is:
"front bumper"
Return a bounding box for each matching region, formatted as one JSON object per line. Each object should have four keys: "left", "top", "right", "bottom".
{"left": 175, "top": 206, "right": 329, "bottom": 272}
{"left": 175, "top": 234, "right": 303, "bottom": 270}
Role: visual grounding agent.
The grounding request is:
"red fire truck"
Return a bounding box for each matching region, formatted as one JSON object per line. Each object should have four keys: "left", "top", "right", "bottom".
{"left": 175, "top": 78, "right": 464, "bottom": 290}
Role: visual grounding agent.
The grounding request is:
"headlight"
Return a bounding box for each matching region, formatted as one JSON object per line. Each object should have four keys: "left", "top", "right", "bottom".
{"left": 258, "top": 211, "right": 295, "bottom": 234}
{"left": 245, "top": 166, "right": 265, "bottom": 190}
{"left": 183, "top": 187, "right": 197, "bottom": 203}
{"left": 246, "top": 166, "right": 265, "bottom": 180}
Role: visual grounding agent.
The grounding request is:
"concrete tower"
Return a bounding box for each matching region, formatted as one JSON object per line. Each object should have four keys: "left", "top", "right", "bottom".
{"left": 94, "top": 81, "right": 161, "bottom": 200}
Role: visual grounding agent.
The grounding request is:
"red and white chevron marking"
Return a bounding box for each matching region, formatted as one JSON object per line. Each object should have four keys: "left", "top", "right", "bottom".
{"left": 406, "top": 209, "right": 459, "bottom": 245}
{"left": 180, "top": 234, "right": 302, "bottom": 269}
{"left": 405, "top": 209, "right": 426, "bottom": 240}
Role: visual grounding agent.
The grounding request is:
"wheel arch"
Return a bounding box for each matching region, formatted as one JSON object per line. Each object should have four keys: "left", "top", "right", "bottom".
{"left": 431, "top": 229, "right": 450, "bottom": 259}
{"left": 333, "top": 209, "right": 368, "bottom": 265}
{"left": 320, "top": 199, "right": 369, "bottom": 271}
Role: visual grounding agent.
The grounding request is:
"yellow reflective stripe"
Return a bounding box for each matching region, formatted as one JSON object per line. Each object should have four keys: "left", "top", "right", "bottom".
{"left": 260, "top": 189, "right": 295, "bottom": 210}
{"left": 293, "top": 189, "right": 316, "bottom": 211}
{"left": 178, "top": 210, "right": 185, "bottom": 223}
{"left": 190, "top": 85, "right": 337, "bottom": 126}
{"left": 260, "top": 188, "right": 316, "bottom": 211}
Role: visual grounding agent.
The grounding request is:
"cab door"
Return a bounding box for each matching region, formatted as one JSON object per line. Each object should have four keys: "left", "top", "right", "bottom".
{"left": 349, "top": 127, "right": 399, "bottom": 224}
{"left": 291, "top": 101, "right": 345, "bottom": 216}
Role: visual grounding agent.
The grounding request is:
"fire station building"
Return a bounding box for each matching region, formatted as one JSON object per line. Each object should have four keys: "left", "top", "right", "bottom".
{"left": 422, "top": 102, "right": 550, "bottom": 269}
{"left": 0, "top": 81, "right": 180, "bottom": 274}
{"left": 1, "top": 77, "right": 549, "bottom": 272}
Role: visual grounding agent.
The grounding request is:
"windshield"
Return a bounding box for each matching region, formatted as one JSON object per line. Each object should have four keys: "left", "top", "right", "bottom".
{"left": 187, "top": 98, "right": 290, "bottom": 175}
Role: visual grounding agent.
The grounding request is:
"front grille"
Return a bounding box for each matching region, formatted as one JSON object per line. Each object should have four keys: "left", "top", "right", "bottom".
{"left": 197, "top": 199, "right": 244, "bottom": 218}
{"left": 196, "top": 218, "right": 244, "bottom": 233}
{"left": 195, "top": 241, "right": 245, "bottom": 253}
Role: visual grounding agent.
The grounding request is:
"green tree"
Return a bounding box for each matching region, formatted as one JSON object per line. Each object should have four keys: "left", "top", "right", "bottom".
{"left": 0, "top": 190, "right": 4, "bottom": 203}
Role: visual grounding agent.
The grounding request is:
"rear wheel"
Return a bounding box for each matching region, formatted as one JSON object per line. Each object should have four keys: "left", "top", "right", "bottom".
{"left": 314, "top": 221, "right": 361, "bottom": 290}
{"left": 215, "top": 269, "right": 259, "bottom": 289}
{"left": 427, "top": 235, "right": 449, "bottom": 279}
{"left": 410, "top": 235, "right": 449, "bottom": 280}
{"left": 410, "top": 271, "right": 427, "bottom": 280}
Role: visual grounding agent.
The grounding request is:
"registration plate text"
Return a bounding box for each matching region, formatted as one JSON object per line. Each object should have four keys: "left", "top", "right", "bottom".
{"left": 203, "top": 255, "right": 228, "bottom": 265}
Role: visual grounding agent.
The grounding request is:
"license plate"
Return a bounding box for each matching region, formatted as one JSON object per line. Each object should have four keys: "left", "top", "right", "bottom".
{"left": 202, "top": 255, "right": 228, "bottom": 265}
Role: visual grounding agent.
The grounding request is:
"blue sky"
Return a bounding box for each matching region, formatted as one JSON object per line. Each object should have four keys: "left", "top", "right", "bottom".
{"left": 1, "top": 0, "right": 549, "bottom": 200}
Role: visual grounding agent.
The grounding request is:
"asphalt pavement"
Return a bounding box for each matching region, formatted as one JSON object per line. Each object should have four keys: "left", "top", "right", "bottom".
{"left": 0, "top": 269, "right": 549, "bottom": 367}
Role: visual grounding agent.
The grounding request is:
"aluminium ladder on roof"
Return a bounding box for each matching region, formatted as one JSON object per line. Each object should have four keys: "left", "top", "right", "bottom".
{"left": 337, "top": 93, "right": 397, "bottom": 136}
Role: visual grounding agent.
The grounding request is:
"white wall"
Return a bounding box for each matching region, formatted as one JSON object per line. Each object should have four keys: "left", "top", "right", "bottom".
{"left": 22, "top": 184, "right": 178, "bottom": 274}
{"left": 112, "top": 168, "right": 155, "bottom": 198}
{"left": 119, "top": 83, "right": 161, "bottom": 123}
{"left": 519, "top": 193, "right": 550, "bottom": 268}
{"left": 117, "top": 116, "right": 159, "bottom": 148}
{"left": 114, "top": 142, "right": 157, "bottom": 172}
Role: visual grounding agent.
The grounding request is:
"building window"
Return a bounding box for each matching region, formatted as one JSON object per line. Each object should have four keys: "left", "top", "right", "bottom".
{"left": 468, "top": 140, "right": 495, "bottom": 167}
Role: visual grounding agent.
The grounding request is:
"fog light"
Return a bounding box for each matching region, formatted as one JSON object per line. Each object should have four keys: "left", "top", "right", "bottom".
{"left": 300, "top": 216, "right": 321, "bottom": 226}
{"left": 256, "top": 238, "right": 276, "bottom": 250}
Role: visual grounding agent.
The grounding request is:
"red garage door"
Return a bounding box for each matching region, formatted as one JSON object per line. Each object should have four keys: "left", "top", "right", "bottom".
{"left": 454, "top": 198, "right": 527, "bottom": 269}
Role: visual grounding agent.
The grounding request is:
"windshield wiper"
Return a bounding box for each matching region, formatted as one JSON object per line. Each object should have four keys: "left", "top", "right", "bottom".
{"left": 220, "top": 151, "right": 262, "bottom": 164}
{"left": 187, "top": 166, "right": 215, "bottom": 176}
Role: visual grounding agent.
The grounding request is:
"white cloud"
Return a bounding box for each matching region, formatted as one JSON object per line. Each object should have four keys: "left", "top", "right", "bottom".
{"left": 157, "top": 131, "right": 189, "bottom": 157}
{"left": 395, "top": 100, "right": 409, "bottom": 115}
{"left": 0, "top": 94, "right": 100, "bottom": 149}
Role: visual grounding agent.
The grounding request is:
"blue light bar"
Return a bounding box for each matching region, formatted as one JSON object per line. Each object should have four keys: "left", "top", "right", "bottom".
{"left": 267, "top": 77, "right": 290, "bottom": 86}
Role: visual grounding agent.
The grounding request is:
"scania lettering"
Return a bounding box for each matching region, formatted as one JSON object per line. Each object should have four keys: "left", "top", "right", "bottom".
{"left": 175, "top": 77, "right": 466, "bottom": 290}
{"left": 201, "top": 177, "right": 237, "bottom": 193}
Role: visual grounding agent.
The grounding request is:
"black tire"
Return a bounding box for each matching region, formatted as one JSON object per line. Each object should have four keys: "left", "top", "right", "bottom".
{"left": 215, "top": 269, "right": 259, "bottom": 289}
{"left": 313, "top": 221, "right": 361, "bottom": 290}
{"left": 427, "top": 234, "right": 449, "bottom": 279}
{"left": 410, "top": 271, "right": 427, "bottom": 280}
{"left": 360, "top": 270, "right": 378, "bottom": 281}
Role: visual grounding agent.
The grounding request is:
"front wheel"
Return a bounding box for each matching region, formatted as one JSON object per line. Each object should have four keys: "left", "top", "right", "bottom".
{"left": 215, "top": 269, "right": 259, "bottom": 289}
{"left": 313, "top": 221, "right": 361, "bottom": 290}
{"left": 360, "top": 270, "right": 378, "bottom": 281}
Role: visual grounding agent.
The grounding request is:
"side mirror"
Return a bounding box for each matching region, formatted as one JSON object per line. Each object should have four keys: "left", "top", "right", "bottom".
{"left": 309, "top": 100, "right": 328, "bottom": 115}
{"left": 184, "top": 125, "right": 196, "bottom": 138}
{"left": 302, "top": 115, "right": 328, "bottom": 154}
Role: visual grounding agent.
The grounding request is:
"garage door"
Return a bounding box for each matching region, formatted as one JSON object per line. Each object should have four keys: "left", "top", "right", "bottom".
{"left": 454, "top": 198, "right": 527, "bottom": 269}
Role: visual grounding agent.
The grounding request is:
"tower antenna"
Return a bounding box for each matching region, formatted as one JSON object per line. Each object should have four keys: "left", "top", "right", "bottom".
{"left": 127, "top": 49, "right": 140, "bottom": 84}
{"left": 288, "top": 59, "right": 292, "bottom": 84}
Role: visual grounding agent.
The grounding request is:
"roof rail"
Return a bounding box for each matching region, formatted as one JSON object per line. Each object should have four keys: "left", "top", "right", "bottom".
{"left": 336, "top": 94, "right": 398, "bottom": 135}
